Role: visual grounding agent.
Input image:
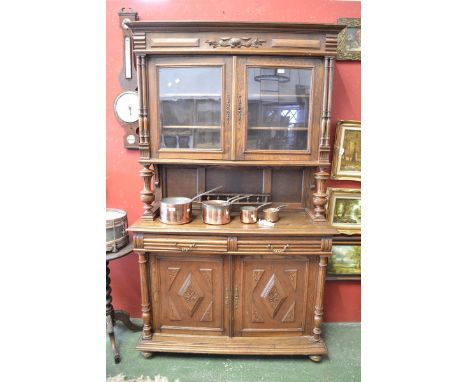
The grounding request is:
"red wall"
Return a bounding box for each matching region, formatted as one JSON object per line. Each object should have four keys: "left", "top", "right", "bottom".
{"left": 106, "top": 0, "right": 361, "bottom": 322}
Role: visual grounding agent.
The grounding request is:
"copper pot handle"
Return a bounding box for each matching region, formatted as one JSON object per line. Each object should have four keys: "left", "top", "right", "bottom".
{"left": 175, "top": 243, "right": 197, "bottom": 252}
{"left": 267, "top": 244, "right": 290, "bottom": 254}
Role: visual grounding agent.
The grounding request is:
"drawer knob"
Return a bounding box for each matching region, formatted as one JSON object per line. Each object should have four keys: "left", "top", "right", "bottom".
{"left": 175, "top": 243, "right": 196, "bottom": 252}
{"left": 267, "top": 244, "right": 290, "bottom": 254}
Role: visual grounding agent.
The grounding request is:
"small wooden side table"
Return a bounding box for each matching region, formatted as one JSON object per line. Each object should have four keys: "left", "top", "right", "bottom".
{"left": 107, "top": 243, "right": 142, "bottom": 363}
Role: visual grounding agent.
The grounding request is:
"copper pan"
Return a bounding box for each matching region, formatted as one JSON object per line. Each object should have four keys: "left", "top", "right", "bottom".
{"left": 202, "top": 195, "right": 252, "bottom": 225}
{"left": 240, "top": 202, "right": 271, "bottom": 224}
{"left": 263, "top": 205, "right": 287, "bottom": 223}
{"left": 159, "top": 186, "right": 222, "bottom": 225}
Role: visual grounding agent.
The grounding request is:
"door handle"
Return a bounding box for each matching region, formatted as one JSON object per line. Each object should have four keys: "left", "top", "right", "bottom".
{"left": 226, "top": 95, "right": 231, "bottom": 121}
{"left": 237, "top": 96, "right": 242, "bottom": 122}
{"left": 234, "top": 286, "right": 239, "bottom": 309}
{"left": 225, "top": 287, "right": 229, "bottom": 305}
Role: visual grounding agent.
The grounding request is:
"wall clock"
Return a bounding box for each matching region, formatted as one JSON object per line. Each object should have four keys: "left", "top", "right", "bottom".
{"left": 114, "top": 91, "right": 139, "bottom": 124}
{"left": 113, "top": 91, "right": 139, "bottom": 147}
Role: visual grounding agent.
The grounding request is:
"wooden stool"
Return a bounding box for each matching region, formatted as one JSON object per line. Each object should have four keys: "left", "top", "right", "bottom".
{"left": 107, "top": 243, "right": 142, "bottom": 363}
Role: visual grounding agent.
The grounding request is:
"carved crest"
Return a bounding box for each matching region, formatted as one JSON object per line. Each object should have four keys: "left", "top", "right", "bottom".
{"left": 206, "top": 36, "right": 266, "bottom": 48}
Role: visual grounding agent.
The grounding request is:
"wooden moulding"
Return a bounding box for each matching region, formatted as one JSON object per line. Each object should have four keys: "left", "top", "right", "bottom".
{"left": 139, "top": 159, "right": 331, "bottom": 167}
{"left": 271, "top": 39, "right": 321, "bottom": 49}
{"left": 136, "top": 334, "right": 328, "bottom": 356}
{"left": 127, "top": 21, "right": 345, "bottom": 57}
{"left": 127, "top": 20, "right": 344, "bottom": 31}
{"left": 150, "top": 38, "right": 200, "bottom": 47}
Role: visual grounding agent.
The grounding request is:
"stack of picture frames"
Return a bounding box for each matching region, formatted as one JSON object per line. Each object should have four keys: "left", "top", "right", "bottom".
{"left": 327, "top": 120, "right": 361, "bottom": 281}
{"left": 324, "top": 18, "right": 362, "bottom": 281}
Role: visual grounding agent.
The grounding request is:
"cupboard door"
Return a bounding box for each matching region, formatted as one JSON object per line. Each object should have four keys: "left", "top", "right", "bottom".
{"left": 233, "top": 256, "right": 311, "bottom": 336}
{"left": 147, "top": 56, "right": 232, "bottom": 160}
{"left": 152, "top": 255, "right": 229, "bottom": 335}
{"left": 235, "top": 57, "right": 324, "bottom": 162}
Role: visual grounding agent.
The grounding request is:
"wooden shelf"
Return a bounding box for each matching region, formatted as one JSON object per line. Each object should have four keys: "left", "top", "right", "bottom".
{"left": 162, "top": 125, "right": 220, "bottom": 130}
{"left": 139, "top": 158, "right": 330, "bottom": 167}
{"left": 248, "top": 93, "right": 309, "bottom": 98}
{"left": 161, "top": 94, "right": 221, "bottom": 98}
{"left": 129, "top": 210, "right": 338, "bottom": 236}
{"left": 249, "top": 126, "right": 308, "bottom": 131}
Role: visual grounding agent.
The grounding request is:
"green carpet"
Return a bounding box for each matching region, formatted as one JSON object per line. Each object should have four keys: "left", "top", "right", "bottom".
{"left": 107, "top": 320, "right": 360, "bottom": 382}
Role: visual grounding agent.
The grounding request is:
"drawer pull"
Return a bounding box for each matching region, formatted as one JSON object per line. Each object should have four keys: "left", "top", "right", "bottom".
{"left": 267, "top": 244, "right": 290, "bottom": 254}
{"left": 175, "top": 243, "right": 196, "bottom": 252}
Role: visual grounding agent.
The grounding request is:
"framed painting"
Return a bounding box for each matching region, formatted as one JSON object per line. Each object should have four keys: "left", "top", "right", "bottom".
{"left": 331, "top": 120, "right": 361, "bottom": 181}
{"left": 327, "top": 188, "right": 361, "bottom": 234}
{"left": 327, "top": 242, "right": 361, "bottom": 280}
{"left": 337, "top": 18, "right": 361, "bottom": 61}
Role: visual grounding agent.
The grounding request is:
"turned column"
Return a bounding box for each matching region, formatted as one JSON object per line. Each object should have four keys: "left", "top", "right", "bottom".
{"left": 136, "top": 54, "right": 150, "bottom": 159}
{"left": 312, "top": 167, "right": 329, "bottom": 222}
{"left": 313, "top": 255, "right": 328, "bottom": 342}
{"left": 319, "top": 56, "right": 335, "bottom": 162}
{"left": 140, "top": 164, "right": 155, "bottom": 220}
{"left": 138, "top": 252, "right": 152, "bottom": 339}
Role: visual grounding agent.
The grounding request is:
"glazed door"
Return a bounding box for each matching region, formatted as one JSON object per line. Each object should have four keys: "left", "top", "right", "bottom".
{"left": 235, "top": 57, "right": 324, "bottom": 161}
{"left": 151, "top": 254, "right": 230, "bottom": 336}
{"left": 233, "top": 256, "right": 313, "bottom": 336}
{"left": 148, "top": 56, "right": 232, "bottom": 160}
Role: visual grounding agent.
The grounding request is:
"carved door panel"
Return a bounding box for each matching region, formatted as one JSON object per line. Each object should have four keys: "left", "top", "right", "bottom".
{"left": 233, "top": 256, "right": 310, "bottom": 336}
{"left": 152, "top": 255, "right": 228, "bottom": 335}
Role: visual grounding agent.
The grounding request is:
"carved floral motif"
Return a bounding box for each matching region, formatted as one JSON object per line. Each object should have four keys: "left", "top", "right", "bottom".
{"left": 206, "top": 36, "right": 266, "bottom": 48}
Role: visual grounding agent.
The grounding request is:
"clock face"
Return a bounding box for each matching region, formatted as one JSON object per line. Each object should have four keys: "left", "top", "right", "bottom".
{"left": 114, "top": 91, "right": 139, "bottom": 123}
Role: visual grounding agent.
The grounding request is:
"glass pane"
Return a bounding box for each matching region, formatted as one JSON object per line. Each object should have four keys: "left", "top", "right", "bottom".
{"left": 159, "top": 67, "right": 222, "bottom": 150}
{"left": 246, "top": 67, "right": 311, "bottom": 151}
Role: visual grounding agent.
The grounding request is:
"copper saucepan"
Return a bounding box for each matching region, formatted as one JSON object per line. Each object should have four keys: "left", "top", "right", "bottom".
{"left": 240, "top": 202, "right": 272, "bottom": 224}
{"left": 202, "top": 195, "right": 252, "bottom": 225}
{"left": 263, "top": 205, "right": 287, "bottom": 223}
{"left": 159, "top": 186, "right": 222, "bottom": 225}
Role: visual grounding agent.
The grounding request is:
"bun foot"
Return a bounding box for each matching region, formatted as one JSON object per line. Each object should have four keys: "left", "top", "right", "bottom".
{"left": 309, "top": 355, "right": 322, "bottom": 363}
{"left": 140, "top": 351, "right": 154, "bottom": 359}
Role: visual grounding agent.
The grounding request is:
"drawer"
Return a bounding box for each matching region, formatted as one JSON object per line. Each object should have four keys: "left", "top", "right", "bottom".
{"left": 143, "top": 235, "right": 228, "bottom": 253}
{"left": 236, "top": 237, "right": 322, "bottom": 255}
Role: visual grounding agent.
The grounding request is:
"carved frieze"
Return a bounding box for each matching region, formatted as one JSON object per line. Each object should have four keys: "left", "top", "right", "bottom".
{"left": 206, "top": 36, "right": 266, "bottom": 48}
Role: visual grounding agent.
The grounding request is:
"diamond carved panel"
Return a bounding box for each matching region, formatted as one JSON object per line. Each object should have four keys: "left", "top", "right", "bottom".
{"left": 177, "top": 272, "right": 204, "bottom": 317}
{"left": 260, "top": 273, "right": 286, "bottom": 319}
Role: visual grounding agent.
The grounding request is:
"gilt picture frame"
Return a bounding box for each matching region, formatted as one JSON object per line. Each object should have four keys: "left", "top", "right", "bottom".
{"left": 327, "top": 239, "right": 361, "bottom": 281}
{"left": 337, "top": 18, "right": 361, "bottom": 61}
{"left": 331, "top": 120, "right": 361, "bottom": 181}
{"left": 327, "top": 188, "right": 361, "bottom": 234}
